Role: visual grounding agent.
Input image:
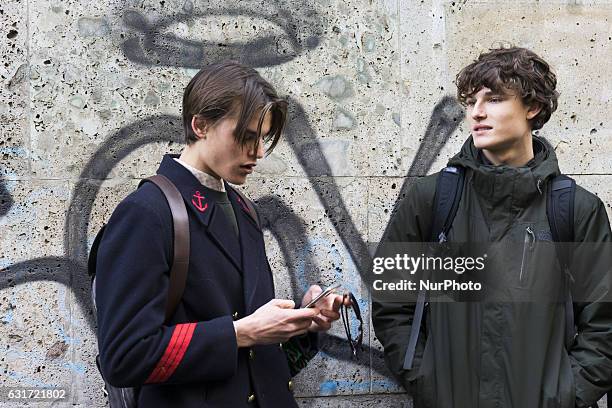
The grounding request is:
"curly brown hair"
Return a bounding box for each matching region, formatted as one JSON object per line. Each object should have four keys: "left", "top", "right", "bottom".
{"left": 455, "top": 47, "right": 559, "bottom": 130}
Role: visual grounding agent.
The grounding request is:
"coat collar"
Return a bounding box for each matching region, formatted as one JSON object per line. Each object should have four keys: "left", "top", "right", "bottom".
{"left": 157, "top": 154, "right": 216, "bottom": 226}
{"left": 447, "top": 136, "right": 560, "bottom": 209}
{"left": 156, "top": 154, "right": 243, "bottom": 270}
{"left": 156, "top": 155, "right": 262, "bottom": 230}
{"left": 225, "top": 183, "right": 261, "bottom": 232}
{"left": 173, "top": 157, "right": 226, "bottom": 192}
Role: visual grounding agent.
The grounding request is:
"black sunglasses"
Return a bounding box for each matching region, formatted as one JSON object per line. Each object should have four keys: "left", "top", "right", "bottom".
{"left": 341, "top": 292, "right": 363, "bottom": 358}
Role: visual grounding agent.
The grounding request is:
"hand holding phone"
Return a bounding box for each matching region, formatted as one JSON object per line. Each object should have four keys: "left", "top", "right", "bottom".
{"left": 303, "top": 283, "right": 341, "bottom": 308}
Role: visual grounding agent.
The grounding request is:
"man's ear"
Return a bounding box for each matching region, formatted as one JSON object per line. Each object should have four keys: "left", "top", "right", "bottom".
{"left": 526, "top": 103, "right": 543, "bottom": 121}
{"left": 191, "top": 116, "right": 208, "bottom": 140}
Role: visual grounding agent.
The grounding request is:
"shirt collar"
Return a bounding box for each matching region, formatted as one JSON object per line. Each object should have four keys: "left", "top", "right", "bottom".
{"left": 173, "top": 158, "right": 226, "bottom": 192}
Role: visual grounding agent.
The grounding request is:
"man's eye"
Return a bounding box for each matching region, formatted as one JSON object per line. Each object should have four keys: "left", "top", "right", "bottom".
{"left": 465, "top": 100, "right": 475, "bottom": 106}
{"left": 489, "top": 97, "right": 502, "bottom": 103}
{"left": 257, "top": 133, "right": 271, "bottom": 142}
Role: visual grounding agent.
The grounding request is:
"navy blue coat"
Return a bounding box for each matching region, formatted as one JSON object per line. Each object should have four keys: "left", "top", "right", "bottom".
{"left": 96, "top": 154, "right": 316, "bottom": 407}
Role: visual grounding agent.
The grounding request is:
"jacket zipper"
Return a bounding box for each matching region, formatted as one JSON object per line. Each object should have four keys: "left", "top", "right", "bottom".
{"left": 519, "top": 226, "right": 536, "bottom": 284}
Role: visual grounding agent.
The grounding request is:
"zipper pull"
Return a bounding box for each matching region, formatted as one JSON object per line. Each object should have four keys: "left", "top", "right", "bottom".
{"left": 526, "top": 226, "right": 535, "bottom": 250}
{"left": 438, "top": 231, "right": 447, "bottom": 243}
{"left": 536, "top": 179, "right": 544, "bottom": 195}
{"left": 520, "top": 226, "right": 536, "bottom": 283}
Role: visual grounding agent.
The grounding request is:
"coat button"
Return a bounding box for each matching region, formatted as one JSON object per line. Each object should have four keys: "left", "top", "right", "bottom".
{"left": 232, "top": 312, "right": 238, "bottom": 320}
{"left": 249, "top": 349, "right": 255, "bottom": 360}
{"left": 288, "top": 380, "right": 293, "bottom": 391}
{"left": 279, "top": 343, "right": 283, "bottom": 350}
{"left": 247, "top": 394, "right": 256, "bottom": 403}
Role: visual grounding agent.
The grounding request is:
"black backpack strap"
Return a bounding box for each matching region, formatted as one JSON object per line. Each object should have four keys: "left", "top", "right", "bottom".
{"left": 403, "top": 288, "right": 427, "bottom": 370}
{"left": 547, "top": 175, "right": 575, "bottom": 260}
{"left": 403, "top": 166, "right": 465, "bottom": 370}
{"left": 429, "top": 166, "right": 465, "bottom": 243}
{"left": 140, "top": 175, "right": 190, "bottom": 325}
{"left": 546, "top": 175, "right": 576, "bottom": 351}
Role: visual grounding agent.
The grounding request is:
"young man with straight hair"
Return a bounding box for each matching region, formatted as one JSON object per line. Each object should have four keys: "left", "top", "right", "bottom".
{"left": 95, "top": 61, "right": 345, "bottom": 407}
{"left": 373, "top": 47, "right": 612, "bottom": 407}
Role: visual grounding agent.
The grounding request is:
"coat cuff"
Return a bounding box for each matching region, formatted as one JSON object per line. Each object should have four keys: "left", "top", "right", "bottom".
{"left": 161, "top": 315, "right": 238, "bottom": 383}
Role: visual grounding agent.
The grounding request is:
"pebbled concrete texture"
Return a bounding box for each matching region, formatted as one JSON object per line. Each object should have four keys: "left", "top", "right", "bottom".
{"left": 0, "top": 0, "right": 611, "bottom": 407}
{"left": 1, "top": 0, "right": 29, "bottom": 180}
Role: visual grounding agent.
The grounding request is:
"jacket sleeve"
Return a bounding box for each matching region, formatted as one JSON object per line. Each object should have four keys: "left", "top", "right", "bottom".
{"left": 568, "top": 193, "right": 612, "bottom": 407}
{"left": 371, "top": 178, "right": 435, "bottom": 391}
{"left": 95, "top": 192, "right": 238, "bottom": 387}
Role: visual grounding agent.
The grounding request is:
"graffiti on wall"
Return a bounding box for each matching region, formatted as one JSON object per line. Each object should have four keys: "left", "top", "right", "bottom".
{"left": 119, "top": 3, "right": 323, "bottom": 68}
{"left": 0, "top": 0, "right": 463, "bottom": 397}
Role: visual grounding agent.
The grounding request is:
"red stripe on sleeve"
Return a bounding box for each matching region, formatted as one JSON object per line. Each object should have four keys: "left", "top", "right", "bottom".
{"left": 145, "top": 324, "right": 188, "bottom": 384}
{"left": 158, "top": 323, "right": 197, "bottom": 382}
{"left": 153, "top": 323, "right": 191, "bottom": 382}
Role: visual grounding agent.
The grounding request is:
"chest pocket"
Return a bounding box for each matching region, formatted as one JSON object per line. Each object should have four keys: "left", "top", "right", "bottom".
{"left": 508, "top": 221, "right": 563, "bottom": 301}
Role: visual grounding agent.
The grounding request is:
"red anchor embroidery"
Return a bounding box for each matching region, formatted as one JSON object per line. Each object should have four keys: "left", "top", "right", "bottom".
{"left": 191, "top": 191, "right": 208, "bottom": 213}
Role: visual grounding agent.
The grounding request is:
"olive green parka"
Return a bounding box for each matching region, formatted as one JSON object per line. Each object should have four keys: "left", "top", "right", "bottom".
{"left": 372, "top": 136, "right": 612, "bottom": 408}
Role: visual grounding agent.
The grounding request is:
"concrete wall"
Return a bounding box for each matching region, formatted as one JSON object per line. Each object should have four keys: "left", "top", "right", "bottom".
{"left": 1, "top": 0, "right": 610, "bottom": 406}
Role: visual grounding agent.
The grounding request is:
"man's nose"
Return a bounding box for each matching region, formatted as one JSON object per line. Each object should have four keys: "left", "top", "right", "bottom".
{"left": 256, "top": 140, "right": 265, "bottom": 159}
{"left": 249, "top": 138, "right": 265, "bottom": 159}
{"left": 471, "top": 100, "right": 486, "bottom": 120}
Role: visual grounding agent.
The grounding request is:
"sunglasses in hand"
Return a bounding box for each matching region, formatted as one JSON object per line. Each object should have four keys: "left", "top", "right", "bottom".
{"left": 341, "top": 292, "right": 363, "bottom": 358}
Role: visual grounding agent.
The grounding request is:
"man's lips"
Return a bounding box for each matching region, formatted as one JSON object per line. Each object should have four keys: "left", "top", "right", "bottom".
{"left": 240, "top": 164, "right": 256, "bottom": 173}
{"left": 472, "top": 124, "right": 493, "bottom": 132}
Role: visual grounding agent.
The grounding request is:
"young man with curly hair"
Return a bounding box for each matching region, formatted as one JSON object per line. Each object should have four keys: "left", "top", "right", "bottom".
{"left": 373, "top": 47, "right": 612, "bottom": 408}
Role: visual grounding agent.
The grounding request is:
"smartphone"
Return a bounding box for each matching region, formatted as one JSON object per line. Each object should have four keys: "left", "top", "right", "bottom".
{"left": 303, "top": 283, "right": 341, "bottom": 308}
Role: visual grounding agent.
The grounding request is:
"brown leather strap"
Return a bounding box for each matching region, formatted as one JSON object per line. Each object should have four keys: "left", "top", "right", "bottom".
{"left": 232, "top": 187, "right": 261, "bottom": 229}
{"left": 143, "top": 175, "right": 190, "bottom": 324}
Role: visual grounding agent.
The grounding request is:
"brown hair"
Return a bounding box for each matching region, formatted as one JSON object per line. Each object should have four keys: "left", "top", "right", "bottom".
{"left": 182, "top": 60, "right": 288, "bottom": 152}
{"left": 455, "top": 47, "right": 559, "bottom": 130}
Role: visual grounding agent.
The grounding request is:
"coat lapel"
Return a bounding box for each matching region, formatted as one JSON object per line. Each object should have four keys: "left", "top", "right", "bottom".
{"left": 156, "top": 155, "right": 242, "bottom": 272}
{"left": 206, "top": 205, "right": 243, "bottom": 272}
{"left": 227, "top": 186, "right": 263, "bottom": 313}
